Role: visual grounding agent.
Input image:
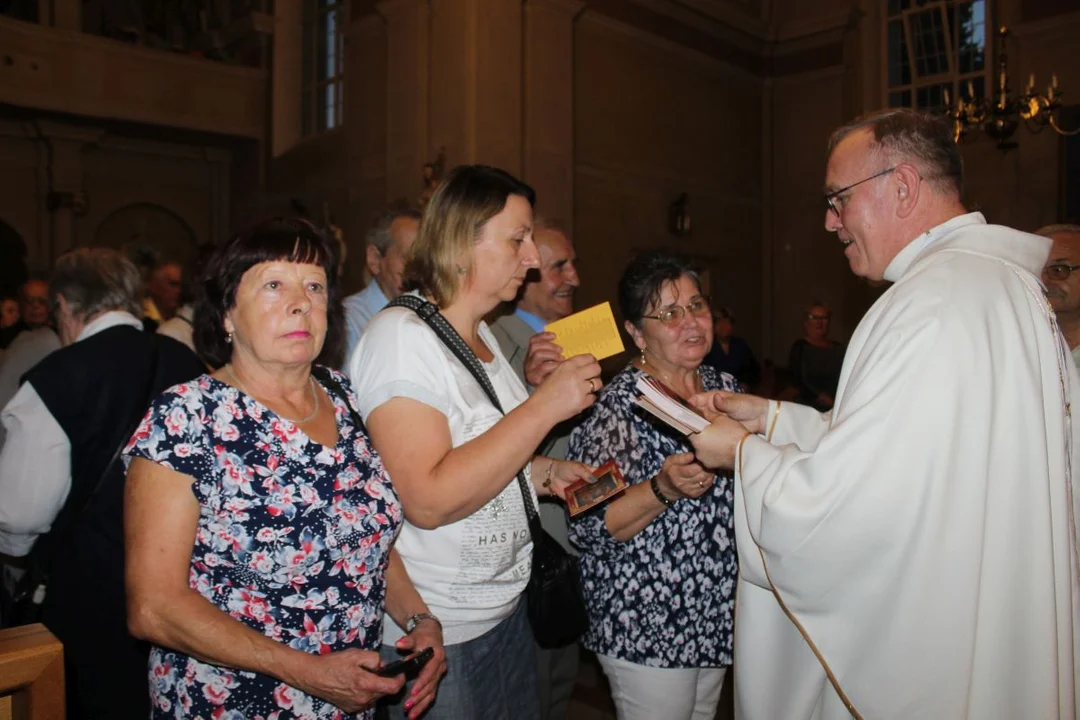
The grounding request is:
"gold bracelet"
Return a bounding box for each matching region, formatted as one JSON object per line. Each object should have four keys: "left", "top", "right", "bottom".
{"left": 737, "top": 430, "right": 753, "bottom": 476}
{"left": 543, "top": 459, "right": 555, "bottom": 490}
{"left": 766, "top": 401, "right": 781, "bottom": 443}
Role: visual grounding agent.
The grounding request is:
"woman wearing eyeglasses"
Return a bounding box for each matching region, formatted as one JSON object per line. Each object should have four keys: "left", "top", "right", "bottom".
{"left": 787, "top": 301, "right": 845, "bottom": 411}
{"left": 565, "top": 250, "right": 739, "bottom": 720}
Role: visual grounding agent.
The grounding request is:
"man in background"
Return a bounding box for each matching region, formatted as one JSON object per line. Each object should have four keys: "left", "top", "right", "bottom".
{"left": 0, "top": 278, "right": 50, "bottom": 348}
{"left": 342, "top": 205, "right": 421, "bottom": 362}
{"left": 1039, "top": 224, "right": 1080, "bottom": 368}
{"left": 143, "top": 261, "right": 182, "bottom": 325}
{"left": 0, "top": 278, "right": 60, "bottom": 413}
{"left": 704, "top": 306, "right": 760, "bottom": 390}
{"left": 490, "top": 217, "right": 582, "bottom": 720}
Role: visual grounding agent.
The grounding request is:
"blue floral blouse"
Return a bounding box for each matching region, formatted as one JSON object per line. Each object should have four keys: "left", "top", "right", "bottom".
{"left": 124, "top": 368, "right": 401, "bottom": 719}
{"left": 566, "top": 364, "right": 738, "bottom": 668}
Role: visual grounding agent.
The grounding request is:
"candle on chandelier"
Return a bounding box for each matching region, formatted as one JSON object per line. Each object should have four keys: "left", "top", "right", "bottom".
{"left": 967, "top": 80, "right": 976, "bottom": 99}
{"left": 1028, "top": 74, "right": 1035, "bottom": 92}
{"left": 944, "top": 87, "right": 951, "bottom": 107}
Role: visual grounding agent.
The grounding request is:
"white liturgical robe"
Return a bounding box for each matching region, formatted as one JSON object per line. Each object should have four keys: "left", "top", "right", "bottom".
{"left": 734, "top": 213, "right": 1080, "bottom": 719}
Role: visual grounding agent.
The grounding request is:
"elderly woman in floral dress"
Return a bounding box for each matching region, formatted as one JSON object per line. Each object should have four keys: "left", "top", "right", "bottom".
{"left": 123, "top": 218, "right": 445, "bottom": 719}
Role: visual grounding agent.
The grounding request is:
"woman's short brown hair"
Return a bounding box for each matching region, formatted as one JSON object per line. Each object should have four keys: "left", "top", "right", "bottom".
{"left": 403, "top": 165, "right": 536, "bottom": 308}
{"left": 194, "top": 217, "right": 343, "bottom": 369}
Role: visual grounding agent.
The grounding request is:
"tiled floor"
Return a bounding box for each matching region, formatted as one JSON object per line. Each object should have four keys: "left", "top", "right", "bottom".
{"left": 565, "top": 651, "right": 735, "bottom": 720}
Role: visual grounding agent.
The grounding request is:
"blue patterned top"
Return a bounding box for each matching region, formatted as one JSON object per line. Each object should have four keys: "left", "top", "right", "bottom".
{"left": 124, "top": 368, "right": 401, "bottom": 719}
{"left": 566, "top": 364, "right": 738, "bottom": 668}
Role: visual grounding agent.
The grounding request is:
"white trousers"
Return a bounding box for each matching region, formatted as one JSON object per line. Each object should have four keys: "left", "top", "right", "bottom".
{"left": 597, "top": 653, "right": 728, "bottom": 720}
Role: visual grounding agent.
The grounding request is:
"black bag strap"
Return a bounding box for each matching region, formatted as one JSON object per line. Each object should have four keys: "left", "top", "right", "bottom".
{"left": 310, "top": 365, "right": 365, "bottom": 434}
{"left": 386, "top": 295, "right": 543, "bottom": 535}
{"left": 19, "top": 338, "right": 163, "bottom": 601}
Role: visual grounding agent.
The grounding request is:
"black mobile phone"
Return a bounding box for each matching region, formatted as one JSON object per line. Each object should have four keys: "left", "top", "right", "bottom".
{"left": 376, "top": 647, "right": 435, "bottom": 678}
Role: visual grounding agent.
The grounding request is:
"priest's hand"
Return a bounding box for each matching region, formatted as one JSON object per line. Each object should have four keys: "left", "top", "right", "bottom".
{"left": 690, "top": 391, "right": 769, "bottom": 434}
{"left": 524, "top": 332, "right": 566, "bottom": 387}
{"left": 689, "top": 414, "right": 750, "bottom": 470}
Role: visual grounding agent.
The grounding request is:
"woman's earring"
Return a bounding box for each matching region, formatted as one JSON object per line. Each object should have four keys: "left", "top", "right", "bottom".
{"left": 226, "top": 332, "right": 233, "bottom": 344}
{"left": 456, "top": 265, "right": 466, "bottom": 275}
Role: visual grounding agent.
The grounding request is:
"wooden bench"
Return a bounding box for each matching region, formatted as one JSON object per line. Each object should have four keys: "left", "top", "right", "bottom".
{"left": 0, "top": 624, "right": 64, "bottom": 720}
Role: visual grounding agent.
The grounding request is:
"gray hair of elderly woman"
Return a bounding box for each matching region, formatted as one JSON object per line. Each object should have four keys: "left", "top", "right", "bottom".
{"left": 49, "top": 247, "right": 143, "bottom": 322}
{"left": 617, "top": 249, "right": 703, "bottom": 327}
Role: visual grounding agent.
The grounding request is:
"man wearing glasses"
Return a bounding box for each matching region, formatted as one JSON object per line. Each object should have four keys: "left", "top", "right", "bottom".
{"left": 1039, "top": 224, "right": 1080, "bottom": 368}
{"left": 689, "top": 108, "right": 1079, "bottom": 719}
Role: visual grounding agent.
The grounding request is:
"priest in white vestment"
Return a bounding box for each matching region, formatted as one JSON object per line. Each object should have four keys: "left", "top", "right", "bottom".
{"left": 690, "top": 109, "right": 1080, "bottom": 720}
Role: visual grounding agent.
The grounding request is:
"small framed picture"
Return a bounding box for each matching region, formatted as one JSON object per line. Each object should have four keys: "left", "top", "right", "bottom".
{"left": 567, "top": 461, "right": 628, "bottom": 517}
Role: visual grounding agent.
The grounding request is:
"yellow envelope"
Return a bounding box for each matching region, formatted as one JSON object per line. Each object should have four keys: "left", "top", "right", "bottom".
{"left": 544, "top": 301, "right": 625, "bottom": 361}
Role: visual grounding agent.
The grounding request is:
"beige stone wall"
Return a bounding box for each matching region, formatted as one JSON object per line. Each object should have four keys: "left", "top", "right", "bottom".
{"left": 0, "top": 120, "right": 232, "bottom": 275}
{"left": 573, "top": 11, "right": 765, "bottom": 359}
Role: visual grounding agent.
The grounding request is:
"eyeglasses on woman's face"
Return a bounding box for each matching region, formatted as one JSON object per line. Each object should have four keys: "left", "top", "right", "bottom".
{"left": 642, "top": 296, "right": 711, "bottom": 328}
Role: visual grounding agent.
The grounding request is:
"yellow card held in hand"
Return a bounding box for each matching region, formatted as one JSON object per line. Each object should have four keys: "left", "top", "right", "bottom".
{"left": 544, "top": 301, "right": 625, "bottom": 361}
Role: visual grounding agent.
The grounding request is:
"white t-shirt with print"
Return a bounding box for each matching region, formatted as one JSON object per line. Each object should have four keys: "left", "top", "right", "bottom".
{"left": 349, "top": 302, "right": 536, "bottom": 646}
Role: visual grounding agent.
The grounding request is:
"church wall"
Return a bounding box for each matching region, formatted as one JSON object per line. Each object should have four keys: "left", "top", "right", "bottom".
{"left": 0, "top": 119, "right": 234, "bottom": 277}
{"left": 572, "top": 10, "right": 766, "bottom": 361}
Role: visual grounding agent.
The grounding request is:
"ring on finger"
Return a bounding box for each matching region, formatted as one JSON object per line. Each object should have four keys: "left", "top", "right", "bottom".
{"left": 587, "top": 378, "right": 598, "bottom": 393}
{"left": 697, "top": 480, "right": 704, "bottom": 488}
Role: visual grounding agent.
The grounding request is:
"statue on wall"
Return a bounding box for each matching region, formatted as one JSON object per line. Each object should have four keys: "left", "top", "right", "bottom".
{"left": 419, "top": 147, "right": 446, "bottom": 209}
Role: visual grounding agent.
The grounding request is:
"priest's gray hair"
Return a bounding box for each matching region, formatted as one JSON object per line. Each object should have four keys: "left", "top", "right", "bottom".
{"left": 1035, "top": 224, "right": 1080, "bottom": 238}
{"left": 828, "top": 108, "right": 963, "bottom": 197}
{"left": 367, "top": 204, "right": 422, "bottom": 255}
{"left": 49, "top": 247, "right": 143, "bottom": 322}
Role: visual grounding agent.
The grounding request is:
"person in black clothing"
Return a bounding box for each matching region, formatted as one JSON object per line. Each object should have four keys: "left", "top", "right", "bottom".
{"left": 0, "top": 247, "right": 203, "bottom": 719}
{"left": 703, "top": 306, "right": 760, "bottom": 390}
{"left": 787, "top": 301, "right": 845, "bottom": 411}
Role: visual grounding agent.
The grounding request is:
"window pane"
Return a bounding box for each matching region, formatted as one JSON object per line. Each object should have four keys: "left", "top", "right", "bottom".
{"left": 317, "top": 8, "right": 338, "bottom": 81}
{"left": 889, "top": 90, "right": 913, "bottom": 108}
{"left": 957, "top": 1, "right": 986, "bottom": 74}
{"left": 960, "top": 75, "right": 986, "bottom": 102}
{"left": 916, "top": 83, "right": 951, "bottom": 111}
{"left": 888, "top": 20, "right": 911, "bottom": 87}
{"left": 318, "top": 82, "right": 337, "bottom": 132}
{"left": 909, "top": 8, "right": 950, "bottom": 77}
{"left": 887, "top": 0, "right": 911, "bottom": 17}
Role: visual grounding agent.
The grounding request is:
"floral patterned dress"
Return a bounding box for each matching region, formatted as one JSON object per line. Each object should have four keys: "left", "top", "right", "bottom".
{"left": 124, "top": 368, "right": 401, "bottom": 719}
{"left": 567, "top": 364, "right": 739, "bottom": 668}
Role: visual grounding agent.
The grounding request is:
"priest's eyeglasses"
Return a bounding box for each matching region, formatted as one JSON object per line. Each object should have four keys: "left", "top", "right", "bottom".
{"left": 1044, "top": 263, "right": 1080, "bottom": 281}
{"left": 824, "top": 167, "right": 896, "bottom": 215}
{"left": 642, "top": 296, "right": 711, "bottom": 327}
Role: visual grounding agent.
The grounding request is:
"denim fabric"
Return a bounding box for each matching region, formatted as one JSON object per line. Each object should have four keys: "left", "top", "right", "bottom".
{"left": 378, "top": 600, "right": 541, "bottom": 720}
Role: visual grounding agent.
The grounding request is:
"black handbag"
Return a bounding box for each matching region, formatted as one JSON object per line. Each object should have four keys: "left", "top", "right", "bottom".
{"left": 386, "top": 295, "right": 589, "bottom": 648}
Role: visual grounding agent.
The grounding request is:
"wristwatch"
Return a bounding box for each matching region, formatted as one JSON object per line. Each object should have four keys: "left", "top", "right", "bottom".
{"left": 406, "top": 612, "right": 441, "bottom": 633}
